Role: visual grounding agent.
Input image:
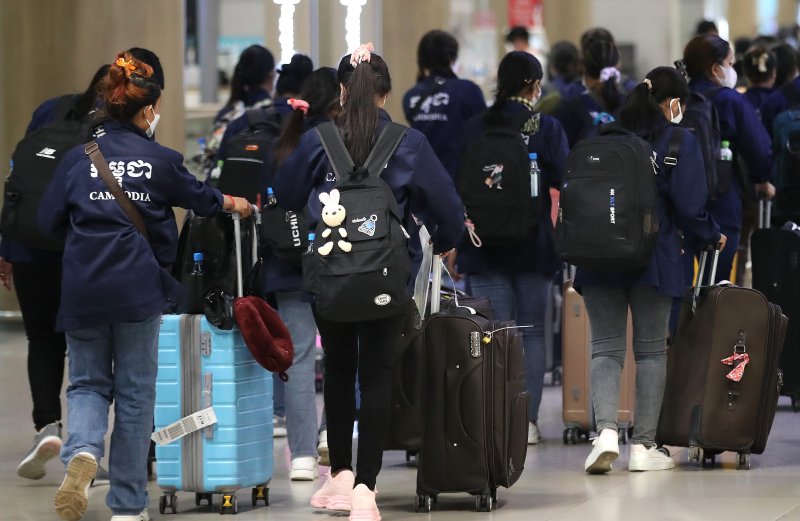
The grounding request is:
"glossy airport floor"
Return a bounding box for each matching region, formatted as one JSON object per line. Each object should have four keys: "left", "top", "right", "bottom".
{"left": 3, "top": 320, "right": 800, "bottom": 521}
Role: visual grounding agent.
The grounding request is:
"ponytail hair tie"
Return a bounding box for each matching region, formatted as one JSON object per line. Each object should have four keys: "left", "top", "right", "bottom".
{"left": 288, "top": 98, "right": 310, "bottom": 115}
{"left": 756, "top": 53, "right": 769, "bottom": 73}
{"left": 350, "top": 42, "right": 375, "bottom": 68}
{"left": 599, "top": 66, "right": 621, "bottom": 83}
{"left": 642, "top": 78, "right": 653, "bottom": 92}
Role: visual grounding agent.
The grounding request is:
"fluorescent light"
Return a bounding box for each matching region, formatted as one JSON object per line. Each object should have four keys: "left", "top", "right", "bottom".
{"left": 274, "top": 0, "right": 301, "bottom": 65}
{"left": 340, "top": 0, "right": 367, "bottom": 53}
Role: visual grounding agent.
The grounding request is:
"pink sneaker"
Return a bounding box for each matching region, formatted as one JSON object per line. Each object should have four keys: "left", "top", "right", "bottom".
{"left": 310, "top": 469, "right": 354, "bottom": 511}
{"left": 349, "top": 484, "right": 380, "bottom": 521}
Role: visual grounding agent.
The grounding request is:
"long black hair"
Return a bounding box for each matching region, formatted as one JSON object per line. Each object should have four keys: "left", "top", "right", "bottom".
{"left": 583, "top": 40, "right": 625, "bottom": 113}
{"left": 275, "top": 54, "right": 313, "bottom": 97}
{"left": 618, "top": 66, "right": 689, "bottom": 139}
{"left": 416, "top": 30, "right": 459, "bottom": 82}
{"left": 336, "top": 51, "right": 392, "bottom": 166}
{"left": 72, "top": 64, "right": 109, "bottom": 119}
{"left": 225, "top": 45, "right": 275, "bottom": 109}
{"left": 275, "top": 67, "right": 340, "bottom": 165}
{"left": 486, "top": 51, "right": 542, "bottom": 125}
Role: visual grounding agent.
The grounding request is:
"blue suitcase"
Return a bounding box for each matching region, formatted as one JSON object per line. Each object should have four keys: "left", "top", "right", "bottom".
{"left": 154, "top": 213, "right": 272, "bottom": 515}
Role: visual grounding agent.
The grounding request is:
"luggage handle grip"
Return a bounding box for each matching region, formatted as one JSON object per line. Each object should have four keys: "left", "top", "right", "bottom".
{"left": 229, "top": 208, "right": 258, "bottom": 299}
{"left": 692, "top": 246, "right": 721, "bottom": 312}
{"left": 758, "top": 197, "right": 772, "bottom": 230}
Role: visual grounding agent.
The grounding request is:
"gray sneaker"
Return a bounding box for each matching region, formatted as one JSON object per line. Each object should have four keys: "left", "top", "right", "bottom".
{"left": 17, "top": 422, "right": 63, "bottom": 480}
{"left": 91, "top": 465, "right": 110, "bottom": 487}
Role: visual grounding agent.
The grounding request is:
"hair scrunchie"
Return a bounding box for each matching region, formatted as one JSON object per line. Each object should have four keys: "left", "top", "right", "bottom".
{"left": 350, "top": 42, "right": 375, "bottom": 68}
{"left": 115, "top": 57, "right": 136, "bottom": 75}
{"left": 288, "top": 98, "right": 310, "bottom": 115}
{"left": 599, "top": 66, "right": 621, "bottom": 83}
{"left": 642, "top": 78, "right": 653, "bottom": 92}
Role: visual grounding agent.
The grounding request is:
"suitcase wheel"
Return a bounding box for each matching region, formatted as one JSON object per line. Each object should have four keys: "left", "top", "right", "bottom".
{"left": 196, "top": 493, "right": 213, "bottom": 508}
{"left": 251, "top": 485, "right": 269, "bottom": 506}
{"left": 701, "top": 451, "right": 717, "bottom": 468}
{"left": 736, "top": 452, "right": 751, "bottom": 471}
{"left": 476, "top": 493, "right": 494, "bottom": 512}
{"left": 159, "top": 494, "right": 177, "bottom": 515}
{"left": 414, "top": 494, "right": 433, "bottom": 513}
{"left": 219, "top": 494, "right": 239, "bottom": 515}
{"left": 617, "top": 428, "right": 630, "bottom": 445}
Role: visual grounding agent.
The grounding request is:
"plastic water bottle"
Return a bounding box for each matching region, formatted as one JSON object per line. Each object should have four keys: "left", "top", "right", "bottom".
{"left": 191, "top": 252, "right": 204, "bottom": 277}
{"left": 210, "top": 159, "right": 224, "bottom": 180}
{"left": 197, "top": 137, "right": 207, "bottom": 153}
{"left": 307, "top": 233, "right": 316, "bottom": 253}
{"left": 529, "top": 153, "right": 540, "bottom": 198}
{"left": 266, "top": 187, "right": 278, "bottom": 207}
{"left": 720, "top": 140, "right": 733, "bottom": 162}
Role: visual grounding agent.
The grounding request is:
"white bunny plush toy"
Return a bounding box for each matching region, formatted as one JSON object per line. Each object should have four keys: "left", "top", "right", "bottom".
{"left": 317, "top": 189, "right": 353, "bottom": 255}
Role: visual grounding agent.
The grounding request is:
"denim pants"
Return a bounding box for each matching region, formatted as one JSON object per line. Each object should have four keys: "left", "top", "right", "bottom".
{"left": 468, "top": 271, "right": 550, "bottom": 423}
{"left": 273, "top": 291, "right": 318, "bottom": 458}
{"left": 61, "top": 315, "right": 160, "bottom": 516}
{"left": 582, "top": 286, "right": 671, "bottom": 445}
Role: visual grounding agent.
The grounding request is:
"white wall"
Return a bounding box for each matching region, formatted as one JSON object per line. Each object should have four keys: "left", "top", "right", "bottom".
{"left": 220, "top": 0, "right": 265, "bottom": 37}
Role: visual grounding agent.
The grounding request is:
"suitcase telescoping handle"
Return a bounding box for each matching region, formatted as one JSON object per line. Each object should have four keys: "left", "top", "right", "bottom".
{"left": 758, "top": 197, "right": 772, "bottom": 230}
{"left": 230, "top": 208, "right": 258, "bottom": 299}
{"left": 692, "top": 244, "right": 721, "bottom": 312}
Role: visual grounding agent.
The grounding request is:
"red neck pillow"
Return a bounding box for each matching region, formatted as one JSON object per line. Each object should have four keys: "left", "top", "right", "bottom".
{"left": 234, "top": 296, "right": 294, "bottom": 381}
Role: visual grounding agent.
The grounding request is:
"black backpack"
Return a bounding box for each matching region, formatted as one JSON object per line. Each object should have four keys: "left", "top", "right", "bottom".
{"left": 216, "top": 107, "right": 283, "bottom": 203}
{"left": 303, "top": 121, "right": 410, "bottom": 322}
{"left": 681, "top": 88, "right": 730, "bottom": 198}
{"left": 260, "top": 195, "right": 310, "bottom": 266}
{"left": 1, "top": 95, "right": 94, "bottom": 251}
{"left": 458, "top": 111, "right": 542, "bottom": 247}
{"left": 556, "top": 125, "right": 672, "bottom": 271}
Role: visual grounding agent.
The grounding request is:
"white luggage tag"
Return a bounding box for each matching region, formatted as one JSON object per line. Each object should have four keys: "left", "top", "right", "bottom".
{"left": 151, "top": 407, "right": 218, "bottom": 446}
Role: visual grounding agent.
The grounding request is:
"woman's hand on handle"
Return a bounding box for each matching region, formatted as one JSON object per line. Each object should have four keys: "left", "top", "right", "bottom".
{"left": 0, "top": 257, "right": 12, "bottom": 290}
{"left": 717, "top": 234, "right": 728, "bottom": 252}
{"left": 223, "top": 195, "right": 254, "bottom": 218}
{"left": 756, "top": 182, "right": 776, "bottom": 200}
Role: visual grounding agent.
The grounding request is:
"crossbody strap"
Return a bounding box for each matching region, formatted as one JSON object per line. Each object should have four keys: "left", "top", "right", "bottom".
{"left": 85, "top": 141, "right": 150, "bottom": 240}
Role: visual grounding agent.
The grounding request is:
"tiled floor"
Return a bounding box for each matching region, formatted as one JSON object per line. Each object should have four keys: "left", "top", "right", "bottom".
{"left": 2, "top": 319, "right": 800, "bottom": 521}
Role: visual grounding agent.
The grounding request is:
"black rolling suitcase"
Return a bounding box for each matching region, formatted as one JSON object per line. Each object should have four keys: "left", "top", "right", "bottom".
{"left": 657, "top": 248, "right": 788, "bottom": 470}
{"left": 414, "top": 273, "right": 528, "bottom": 513}
{"left": 751, "top": 199, "right": 800, "bottom": 409}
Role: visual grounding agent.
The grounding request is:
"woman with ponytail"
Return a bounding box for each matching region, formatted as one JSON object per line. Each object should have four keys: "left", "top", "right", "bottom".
{"left": 273, "top": 44, "right": 463, "bottom": 520}
{"left": 452, "top": 51, "right": 568, "bottom": 446}
{"left": 743, "top": 46, "right": 777, "bottom": 117}
{"left": 682, "top": 34, "right": 774, "bottom": 285}
{"left": 575, "top": 67, "right": 722, "bottom": 475}
{"left": 39, "top": 52, "right": 251, "bottom": 521}
{"left": 554, "top": 39, "right": 627, "bottom": 147}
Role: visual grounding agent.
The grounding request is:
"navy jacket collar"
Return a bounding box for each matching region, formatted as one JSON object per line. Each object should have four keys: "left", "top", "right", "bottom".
{"left": 102, "top": 119, "right": 152, "bottom": 141}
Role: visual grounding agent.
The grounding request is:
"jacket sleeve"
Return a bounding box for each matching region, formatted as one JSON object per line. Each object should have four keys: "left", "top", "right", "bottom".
{"left": 161, "top": 154, "right": 223, "bottom": 216}
{"left": 540, "top": 116, "right": 569, "bottom": 190}
{"left": 38, "top": 157, "right": 72, "bottom": 241}
{"left": 723, "top": 92, "right": 773, "bottom": 183}
{"left": 461, "top": 82, "right": 488, "bottom": 121}
{"left": 408, "top": 136, "right": 465, "bottom": 252}
{"left": 669, "top": 131, "right": 721, "bottom": 248}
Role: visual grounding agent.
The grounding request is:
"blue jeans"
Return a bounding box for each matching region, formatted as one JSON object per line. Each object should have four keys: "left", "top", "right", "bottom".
{"left": 468, "top": 271, "right": 550, "bottom": 423}
{"left": 274, "top": 291, "right": 318, "bottom": 458}
{"left": 582, "top": 286, "right": 671, "bottom": 445}
{"left": 61, "top": 315, "right": 160, "bottom": 516}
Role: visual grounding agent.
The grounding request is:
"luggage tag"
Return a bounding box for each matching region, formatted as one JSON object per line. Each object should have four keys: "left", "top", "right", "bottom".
{"left": 151, "top": 407, "right": 218, "bottom": 446}
{"left": 721, "top": 331, "right": 750, "bottom": 383}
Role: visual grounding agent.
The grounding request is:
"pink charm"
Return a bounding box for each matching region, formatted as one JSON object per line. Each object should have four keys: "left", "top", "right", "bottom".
{"left": 721, "top": 352, "right": 750, "bottom": 382}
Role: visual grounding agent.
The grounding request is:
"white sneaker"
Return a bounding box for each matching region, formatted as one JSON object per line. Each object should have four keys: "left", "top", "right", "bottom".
{"left": 54, "top": 452, "right": 97, "bottom": 521}
{"left": 527, "top": 422, "right": 542, "bottom": 445}
{"left": 290, "top": 456, "right": 318, "bottom": 481}
{"left": 273, "top": 416, "right": 287, "bottom": 438}
{"left": 584, "top": 429, "right": 619, "bottom": 474}
{"left": 628, "top": 444, "right": 676, "bottom": 471}
{"left": 318, "top": 430, "right": 330, "bottom": 466}
{"left": 110, "top": 509, "right": 150, "bottom": 521}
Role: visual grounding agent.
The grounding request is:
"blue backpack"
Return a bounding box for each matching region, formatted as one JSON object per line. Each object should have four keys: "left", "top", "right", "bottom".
{"left": 771, "top": 83, "right": 800, "bottom": 223}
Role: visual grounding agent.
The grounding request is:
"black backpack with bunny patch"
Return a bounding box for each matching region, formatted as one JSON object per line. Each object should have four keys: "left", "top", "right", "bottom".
{"left": 303, "top": 121, "right": 410, "bottom": 322}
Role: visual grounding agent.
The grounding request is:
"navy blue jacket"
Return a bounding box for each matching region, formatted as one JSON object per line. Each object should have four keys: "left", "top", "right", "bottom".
{"left": 216, "top": 95, "right": 294, "bottom": 163}
{"left": 454, "top": 100, "right": 569, "bottom": 275}
{"left": 690, "top": 79, "right": 773, "bottom": 231}
{"left": 0, "top": 96, "right": 70, "bottom": 263}
{"left": 744, "top": 86, "right": 775, "bottom": 120}
{"left": 214, "top": 87, "right": 272, "bottom": 124}
{"left": 272, "top": 109, "right": 465, "bottom": 255}
{"left": 38, "top": 120, "right": 223, "bottom": 331}
{"left": 552, "top": 91, "right": 617, "bottom": 148}
{"left": 575, "top": 124, "right": 721, "bottom": 298}
{"left": 761, "top": 76, "right": 800, "bottom": 138}
{"left": 402, "top": 75, "right": 486, "bottom": 178}
{"left": 549, "top": 77, "right": 584, "bottom": 100}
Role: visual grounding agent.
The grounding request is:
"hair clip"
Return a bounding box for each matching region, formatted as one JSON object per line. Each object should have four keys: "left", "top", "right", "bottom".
{"left": 116, "top": 57, "right": 136, "bottom": 72}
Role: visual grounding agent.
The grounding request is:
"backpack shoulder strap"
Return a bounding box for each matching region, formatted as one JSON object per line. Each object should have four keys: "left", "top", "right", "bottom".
{"left": 664, "top": 127, "right": 683, "bottom": 174}
{"left": 363, "top": 123, "right": 408, "bottom": 178}
{"left": 316, "top": 121, "right": 354, "bottom": 181}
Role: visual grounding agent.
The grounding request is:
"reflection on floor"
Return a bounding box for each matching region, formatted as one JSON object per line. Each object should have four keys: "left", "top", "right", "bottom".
{"left": 2, "top": 321, "right": 800, "bottom": 521}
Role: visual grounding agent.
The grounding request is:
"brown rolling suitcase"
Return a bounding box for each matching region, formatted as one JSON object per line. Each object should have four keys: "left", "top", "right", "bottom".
{"left": 657, "top": 248, "right": 788, "bottom": 470}
{"left": 561, "top": 276, "right": 636, "bottom": 445}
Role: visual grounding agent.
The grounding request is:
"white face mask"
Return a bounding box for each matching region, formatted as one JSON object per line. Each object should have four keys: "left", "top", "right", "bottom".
{"left": 669, "top": 99, "right": 683, "bottom": 124}
{"left": 717, "top": 65, "right": 738, "bottom": 89}
{"left": 145, "top": 105, "right": 160, "bottom": 138}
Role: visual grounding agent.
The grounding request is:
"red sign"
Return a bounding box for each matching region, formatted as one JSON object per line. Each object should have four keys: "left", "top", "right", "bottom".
{"left": 508, "top": 0, "right": 542, "bottom": 28}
